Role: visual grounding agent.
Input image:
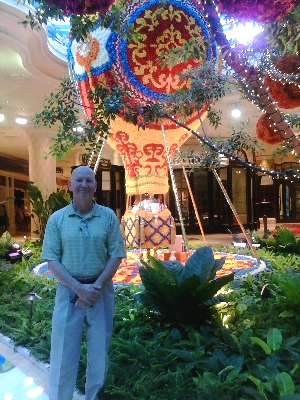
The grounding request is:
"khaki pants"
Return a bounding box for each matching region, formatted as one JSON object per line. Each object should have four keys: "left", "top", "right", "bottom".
{"left": 49, "top": 281, "right": 114, "bottom": 400}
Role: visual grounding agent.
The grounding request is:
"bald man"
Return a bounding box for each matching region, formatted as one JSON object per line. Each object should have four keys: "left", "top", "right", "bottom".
{"left": 42, "top": 166, "right": 126, "bottom": 400}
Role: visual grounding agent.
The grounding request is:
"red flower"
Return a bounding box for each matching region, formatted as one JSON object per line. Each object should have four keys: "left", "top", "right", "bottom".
{"left": 265, "top": 54, "right": 300, "bottom": 109}
{"left": 46, "top": 0, "right": 114, "bottom": 15}
{"left": 256, "top": 114, "right": 283, "bottom": 145}
{"left": 217, "top": 0, "right": 296, "bottom": 23}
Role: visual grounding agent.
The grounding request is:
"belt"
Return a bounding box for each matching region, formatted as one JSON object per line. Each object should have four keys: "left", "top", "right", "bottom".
{"left": 76, "top": 277, "right": 98, "bottom": 284}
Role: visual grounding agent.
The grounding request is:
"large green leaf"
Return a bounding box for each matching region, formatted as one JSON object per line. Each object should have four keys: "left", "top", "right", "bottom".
{"left": 183, "top": 246, "right": 225, "bottom": 283}
{"left": 267, "top": 328, "right": 283, "bottom": 352}
{"left": 276, "top": 372, "right": 295, "bottom": 396}
{"left": 250, "top": 337, "right": 272, "bottom": 355}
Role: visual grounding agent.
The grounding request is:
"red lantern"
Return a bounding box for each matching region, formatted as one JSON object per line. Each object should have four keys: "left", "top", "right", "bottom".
{"left": 217, "top": 0, "right": 296, "bottom": 23}
{"left": 265, "top": 54, "right": 300, "bottom": 109}
{"left": 45, "top": 0, "right": 114, "bottom": 15}
{"left": 256, "top": 114, "right": 283, "bottom": 145}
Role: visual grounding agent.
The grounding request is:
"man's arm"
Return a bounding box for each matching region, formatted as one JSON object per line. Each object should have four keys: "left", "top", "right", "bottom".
{"left": 94, "top": 257, "right": 123, "bottom": 290}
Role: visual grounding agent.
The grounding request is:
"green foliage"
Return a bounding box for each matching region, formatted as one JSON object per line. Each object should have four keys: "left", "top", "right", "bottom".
{"left": 28, "top": 183, "right": 71, "bottom": 241}
{"left": 1, "top": 245, "right": 300, "bottom": 398}
{"left": 138, "top": 247, "right": 233, "bottom": 325}
{"left": 0, "top": 231, "right": 13, "bottom": 259}
{"left": 160, "top": 37, "right": 208, "bottom": 67}
{"left": 266, "top": 6, "right": 300, "bottom": 55}
{"left": 275, "top": 272, "right": 300, "bottom": 308}
{"left": 275, "top": 228, "right": 297, "bottom": 246}
{"left": 34, "top": 78, "right": 100, "bottom": 158}
{"left": 35, "top": 62, "right": 229, "bottom": 157}
{"left": 257, "top": 228, "right": 300, "bottom": 255}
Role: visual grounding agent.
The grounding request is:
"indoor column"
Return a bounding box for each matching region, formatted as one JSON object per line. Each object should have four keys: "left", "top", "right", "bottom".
{"left": 27, "top": 129, "right": 57, "bottom": 199}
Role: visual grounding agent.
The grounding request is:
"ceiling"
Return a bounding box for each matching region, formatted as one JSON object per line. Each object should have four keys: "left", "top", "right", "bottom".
{"left": 0, "top": 1, "right": 67, "bottom": 159}
{"left": 0, "top": 0, "right": 290, "bottom": 163}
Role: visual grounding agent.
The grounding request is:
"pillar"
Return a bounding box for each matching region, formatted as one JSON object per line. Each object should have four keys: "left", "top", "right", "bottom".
{"left": 26, "top": 128, "right": 57, "bottom": 199}
{"left": 26, "top": 129, "right": 57, "bottom": 236}
{"left": 5, "top": 176, "right": 16, "bottom": 235}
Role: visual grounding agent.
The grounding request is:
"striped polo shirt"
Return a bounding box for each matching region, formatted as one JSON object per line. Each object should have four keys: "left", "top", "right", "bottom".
{"left": 42, "top": 203, "right": 126, "bottom": 278}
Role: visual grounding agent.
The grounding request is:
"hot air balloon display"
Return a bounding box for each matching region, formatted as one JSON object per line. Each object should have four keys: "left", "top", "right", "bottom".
{"left": 68, "top": 0, "right": 218, "bottom": 248}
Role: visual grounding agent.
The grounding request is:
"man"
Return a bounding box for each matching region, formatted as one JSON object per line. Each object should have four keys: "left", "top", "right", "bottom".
{"left": 42, "top": 166, "right": 126, "bottom": 400}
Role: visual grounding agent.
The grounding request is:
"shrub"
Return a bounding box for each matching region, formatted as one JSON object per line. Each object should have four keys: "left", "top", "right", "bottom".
{"left": 138, "top": 247, "right": 234, "bottom": 325}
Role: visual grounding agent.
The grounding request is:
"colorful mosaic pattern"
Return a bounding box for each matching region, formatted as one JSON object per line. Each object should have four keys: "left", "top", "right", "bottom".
{"left": 33, "top": 252, "right": 260, "bottom": 285}
{"left": 113, "top": 251, "right": 260, "bottom": 285}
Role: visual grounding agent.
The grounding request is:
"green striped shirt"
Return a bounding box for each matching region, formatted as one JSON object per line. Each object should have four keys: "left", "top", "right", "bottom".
{"left": 42, "top": 203, "right": 126, "bottom": 278}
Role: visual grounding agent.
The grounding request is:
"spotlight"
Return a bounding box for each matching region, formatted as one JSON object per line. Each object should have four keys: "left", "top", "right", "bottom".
{"left": 16, "top": 117, "right": 28, "bottom": 125}
{"left": 231, "top": 108, "right": 241, "bottom": 119}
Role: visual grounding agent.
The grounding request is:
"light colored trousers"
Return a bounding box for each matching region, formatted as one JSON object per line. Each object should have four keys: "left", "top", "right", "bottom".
{"left": 49, "top": 281, "right": 115, "bottom": 400}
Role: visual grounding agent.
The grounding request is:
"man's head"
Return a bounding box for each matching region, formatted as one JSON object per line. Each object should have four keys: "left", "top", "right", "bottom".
{"left": 69, "top": 166, "right": 97, "bottom": 203}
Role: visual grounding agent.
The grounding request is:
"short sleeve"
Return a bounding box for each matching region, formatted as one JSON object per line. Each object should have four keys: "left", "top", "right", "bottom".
{"left": 106, "top": 211, "right": 126, "bottom": 259}
{"left": 41, "top": 214, "right": 62, "bottom": 263}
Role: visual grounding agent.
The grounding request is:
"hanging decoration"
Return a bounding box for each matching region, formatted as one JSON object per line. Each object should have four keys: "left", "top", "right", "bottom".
{"left": 265, "top": 5, "right": 300, "bottom": 55}
{"left": 216, "top": 0, "right": 296, "bottom": 23}
{"left": 204, "top": 0, "right": 300, "bottom": 156}
{"left": 45, "top": 0, "right": 114, "bottom": 15}
{"left": 68, "top": 0, "right": 218, "bottom": 194}
{"left": 264, "top": 54, "right": 300, "bottom": 109}
{"left": 256, "top": 114, "right": 283, "bottom": 145}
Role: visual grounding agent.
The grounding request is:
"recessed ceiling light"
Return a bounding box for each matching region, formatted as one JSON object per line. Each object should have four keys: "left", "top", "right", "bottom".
{"left": 16, "top": 117, "right": 28, "bottom": 125}
{"left": 0, "top": 113, "right": 5, "bottom": 122}
{"left": 231, "top": 108, "right": 241, "bottom": 119}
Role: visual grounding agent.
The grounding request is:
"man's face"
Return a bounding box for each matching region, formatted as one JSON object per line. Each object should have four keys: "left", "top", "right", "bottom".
{"left": 69, "top": 167, "right": 96, "bottom": 202}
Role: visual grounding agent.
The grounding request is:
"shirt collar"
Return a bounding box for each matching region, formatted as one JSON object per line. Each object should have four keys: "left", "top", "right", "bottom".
{"left": 67, "top": 202, "right": 102, "bottom": 218}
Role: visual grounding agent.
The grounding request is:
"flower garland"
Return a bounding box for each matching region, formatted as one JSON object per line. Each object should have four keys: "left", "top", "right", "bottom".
{"left": 216, "top": 0, "right": 296, "bottom": 23}
{"left": 203, "top": 0, "right": 300, "bottom": 156}
{"left": 264, "top": 54, "right": 300, "bottom": 109}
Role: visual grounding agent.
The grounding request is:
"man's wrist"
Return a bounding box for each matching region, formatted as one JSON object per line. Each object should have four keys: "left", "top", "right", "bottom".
{"left": 94, "top": 282, "right": 103, "bottom": 290}
{"left": 72, "top": 280, "right": 83, "bottom": 295}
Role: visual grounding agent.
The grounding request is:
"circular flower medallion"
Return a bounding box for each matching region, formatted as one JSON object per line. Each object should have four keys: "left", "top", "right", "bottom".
{"left": 112, "top": 0, "right": 217, "bottom": 105}
{"left": 68, "top": 24, "right": 117, "bottom": 81}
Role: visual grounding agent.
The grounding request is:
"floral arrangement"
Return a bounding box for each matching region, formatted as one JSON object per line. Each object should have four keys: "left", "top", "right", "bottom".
{"left": 217, "top": 0, "right": 296, "bottom": 23}
{"left": 45, "top": 0, "right": 114, "bottom": 15}
{"left": 256, "top": 114, "right": 283, "bottom": 145}
{"left": 265, "top": 54, "right": 300, "bottom": 109}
